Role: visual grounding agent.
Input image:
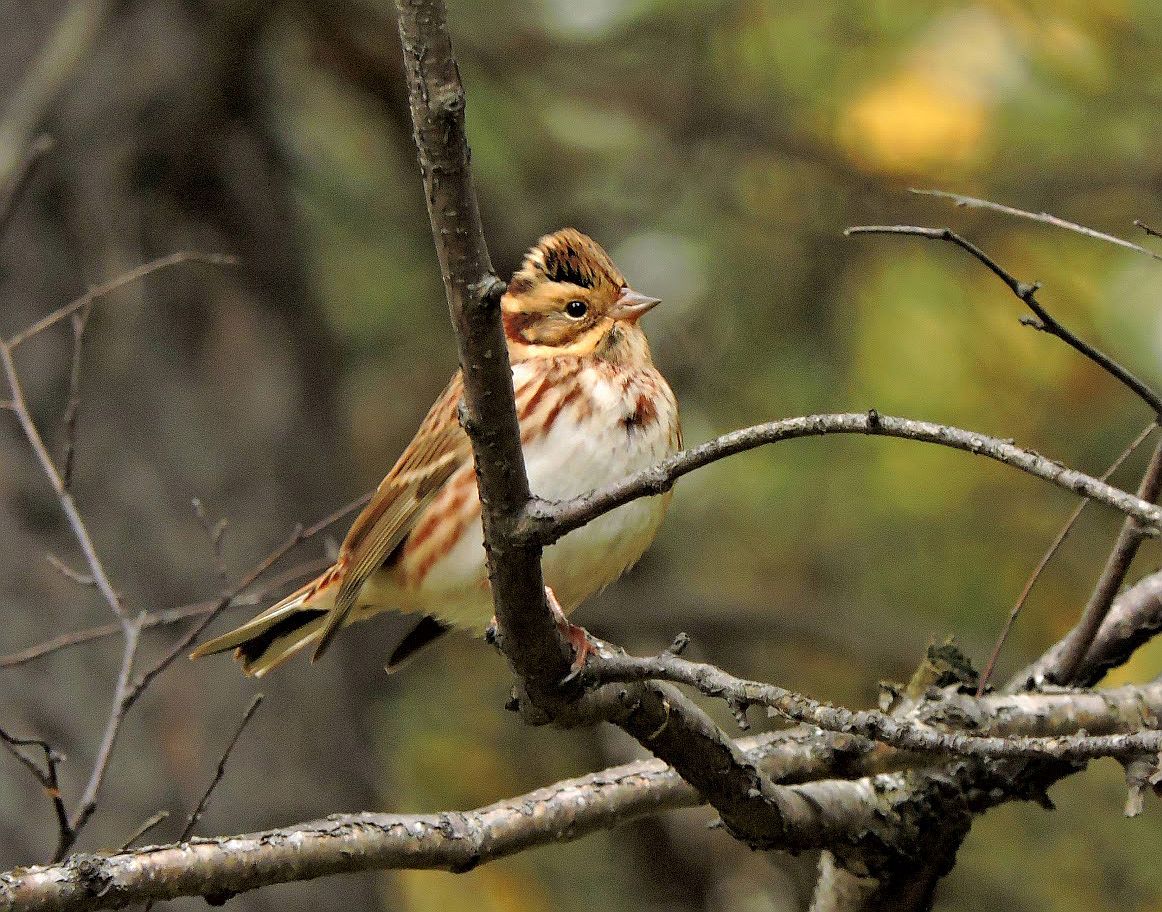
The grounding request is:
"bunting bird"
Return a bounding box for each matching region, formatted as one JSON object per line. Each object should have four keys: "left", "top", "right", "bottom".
{"left": 191, "top": 229, "right": 680, "bottom": 676}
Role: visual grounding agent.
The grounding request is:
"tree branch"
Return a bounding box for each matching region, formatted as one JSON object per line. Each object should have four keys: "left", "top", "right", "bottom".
{"left": 910, "top": 188, "right": 1162, "bottom": 262}
{"left": 1050, "top": 437, "right": 1162, "bottom": 684}
{"left": 1016, "top": 567, "right": 1162, "bottom": 689}
{"left": 392, "top": 0, "right": 569, "bottom": 683}
{"left": 518, "top": 412, "right": 1162, "bottom": 547}
{"left": 7, "top": 677, "right": 1162, "bottom": 912}
{"left": 976, "top": 421, "right": 1156, "bottom": 695}
{"left": 845, "top": 224, "right": 1162, "bottom": 416}
{"left": 392, "top": 0, "right": 815, "bottom": 852}
{"left": 586, "top": 648, "right": 1162, "bottom": 763}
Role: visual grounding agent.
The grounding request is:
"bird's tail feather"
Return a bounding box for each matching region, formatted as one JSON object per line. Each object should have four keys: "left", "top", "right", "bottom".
{"left": 190, "top": 564, "right": 344, "bottom": 677}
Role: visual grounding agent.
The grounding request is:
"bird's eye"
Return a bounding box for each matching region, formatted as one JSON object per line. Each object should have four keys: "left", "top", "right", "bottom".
{"left": 564, "top": 300, "right": 588, "bottom": 319}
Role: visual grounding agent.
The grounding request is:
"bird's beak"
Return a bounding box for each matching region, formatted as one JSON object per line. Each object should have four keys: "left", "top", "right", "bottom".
{"left": 609, "top": 287, "right": 661, "bottom": 324}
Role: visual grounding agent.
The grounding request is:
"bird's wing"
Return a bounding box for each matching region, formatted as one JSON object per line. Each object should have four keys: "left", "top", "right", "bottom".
{"left": 312, "top": 371, "right": 471, "bottom": 660}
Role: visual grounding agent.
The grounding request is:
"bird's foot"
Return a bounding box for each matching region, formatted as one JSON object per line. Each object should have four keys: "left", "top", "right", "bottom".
{"left": 545, "top": 587, "right": 597, "bottom": 684}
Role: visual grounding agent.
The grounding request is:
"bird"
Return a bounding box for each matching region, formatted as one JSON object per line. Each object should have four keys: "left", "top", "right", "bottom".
{"left": 190, "top": 228, "right": 681, "bottom": 676}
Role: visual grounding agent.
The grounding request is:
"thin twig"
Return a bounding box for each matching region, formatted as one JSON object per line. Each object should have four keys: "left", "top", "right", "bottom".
{"left": 5, "top": 251, "right": 238, "bottom": 349}
{"left": 1016, "top": 567, "right": 1162, "bottom": 689}
{"left": 191, "top": 497, "right": 229, "bottom": 590}
{"left": 178, "top": 695, "right": 264, "bottom": 842}
{"left": 1, "top": 340, "right": 126, "bottom": 620}
{"left": 1134, "top": 220, "right": 1162, "bottom": 241}
{"left": 132, "top": 492, "right": 373, "bottom": 702}
{"left": 977, "top": 421, "right": 1157, "bottom": 695}
{"left": 911, "top": 189, "right": 1162, "bottom": 262}
{"left": 118, "top": 811, "right": 170, "bottom": 852}
{"left": 1050, "top": 437, "right": 1162, "bottom": 685}
{"left": 0, "top": 134, "right": 53, "bottom": 241}
{"left": 45, "top": 552, "right": 96, "bottom": 588}
{"left": 59, "top": 302, "right": 92, "bottom": 492}
{"left": 0, "top": 557, "right": 329, "bottom": 669}
{"left": 61, "top": 613, "right": 145, "bottom": 860}
{"left": 845, "top": 225, "right": 1162, "bottom": 417}
{"left": 0, "top": 727, "right": 71, "bottom": 857}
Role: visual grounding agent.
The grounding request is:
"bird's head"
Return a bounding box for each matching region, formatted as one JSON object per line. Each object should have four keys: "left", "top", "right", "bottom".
{"left": 502, "top": 229, "right": 660, "bottom": 363}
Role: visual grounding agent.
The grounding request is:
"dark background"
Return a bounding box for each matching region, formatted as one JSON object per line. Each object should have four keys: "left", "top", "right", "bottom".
{"left": 2, "top": 1, "right": 1162, "bottom": 910}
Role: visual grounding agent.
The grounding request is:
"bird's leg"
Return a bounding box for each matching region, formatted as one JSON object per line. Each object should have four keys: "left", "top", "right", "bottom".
{"left": 545, "top": 587, "right": 596, "bottom": 682}
{"left": 484, "top": 589, "right": 596, "bottom": 680}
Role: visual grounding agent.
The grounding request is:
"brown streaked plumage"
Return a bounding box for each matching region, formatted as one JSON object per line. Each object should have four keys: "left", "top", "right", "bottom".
{"left": 191, "top": 229, "right": 680, "bottom": 676}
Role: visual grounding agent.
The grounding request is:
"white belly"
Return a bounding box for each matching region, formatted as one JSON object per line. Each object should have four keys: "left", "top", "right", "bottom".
{"left": 387, "top": 361, "right": 679, "bottom": 631}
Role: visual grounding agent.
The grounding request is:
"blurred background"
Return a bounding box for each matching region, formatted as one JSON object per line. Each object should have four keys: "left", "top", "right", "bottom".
{"left": 2, "top": 0, "right": 1162, "bottom": 909}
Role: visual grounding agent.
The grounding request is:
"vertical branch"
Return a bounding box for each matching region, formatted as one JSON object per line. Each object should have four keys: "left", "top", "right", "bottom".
{"left": 63, "top": 614, "right": 144, "bottom": 859}
{"left": 59, "top": 303, "right": 92, "bottom": 491}
{"left": 390, "top": 0, "right": 798, "bottom": 852}
{"left": 392, "top": 0, "right": 570, "bottom": 682}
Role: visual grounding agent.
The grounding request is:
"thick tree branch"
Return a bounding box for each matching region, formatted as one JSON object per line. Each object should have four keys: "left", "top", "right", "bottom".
{"left": 392, "top": 0, "right": 567, "bottom": 683}
{"left": 0, "top": 732, "right": 869, "bottom": 912}
{"left": 392, "top": 0, "right": 810, "bottom": 851}
{"left": 7, "top": 678, "right": 1161, "bottom": 912}
{"left": 519, "top": 413, "right": 1162, "bottom": 547}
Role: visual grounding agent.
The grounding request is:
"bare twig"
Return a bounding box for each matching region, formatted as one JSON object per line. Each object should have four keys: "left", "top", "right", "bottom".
{"left": 137, "top": 491, "right": 373, "bottom": 699}
{"left": 62, "top": 614, "right": 145, "bottom": 860}
{"left": 118, "top": 811, "right": 170, "bottom": 852}
{"left": 1, "top": 340, "right": 125, "bottom": 620}
{"left": 5, "top": 252, "right": 238, "bottom": 349}
{"left": 977, "top": 421, "right": 1157, "bottom": 695}
{"left": 191, "top": 497, "right": 229, "bottom": 590}
{"left": 1, "top": 253, "right": 233, "bottom": 857}
{"left": 45, "top": 552, "right": 96, "bottom": 588}
{"left": 1049, "top": 437, "right": 1162, "bottom": 685}
{"left": 0, "top": 727, "right": 71, "bottom": 859}
{"left": 1134, "top": 220, "right": 1162, "bottom": 241}
{"left": 1018, "top": 568, "right": 1162, "bottom": 688}
{"left": 0, "top": 134, "right": 53, "bottom": 240}
{"left": 0, "top": 0, "right": 113, "bottom": 182}
{"left": 0, "top": 557, "right": 329, "bottom": 669}
{"left": 911, "top": 189, "right": 1162, "bottom": 261}
{"left": 845, "top": 225, "right": 1162, "bottom": 416}
{"left": 59, "top": 303, "right": 91, "bottom": 492}
{"left": 178, "top": 695, "right": 264, "bottom": 842}
{"left": 520, "top": 413, "right": 1162, "bottom": 548}
{"left": 3, "top": 491, "right": 365, "bottom": 672}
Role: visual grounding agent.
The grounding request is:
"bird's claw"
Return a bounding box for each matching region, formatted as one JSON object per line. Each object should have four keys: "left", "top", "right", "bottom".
{"left": 557, "top": 615, "right": 597, "bottom": 685}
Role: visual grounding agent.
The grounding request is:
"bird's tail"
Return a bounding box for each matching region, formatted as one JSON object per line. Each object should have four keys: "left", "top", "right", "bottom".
{"left": 189, "top": 561, "right": 346, "bottom": 677}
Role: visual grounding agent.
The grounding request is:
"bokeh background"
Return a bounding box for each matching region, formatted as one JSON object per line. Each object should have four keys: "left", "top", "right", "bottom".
{"left": 3, "top": 1, "right": 1162, "bottom": 910}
